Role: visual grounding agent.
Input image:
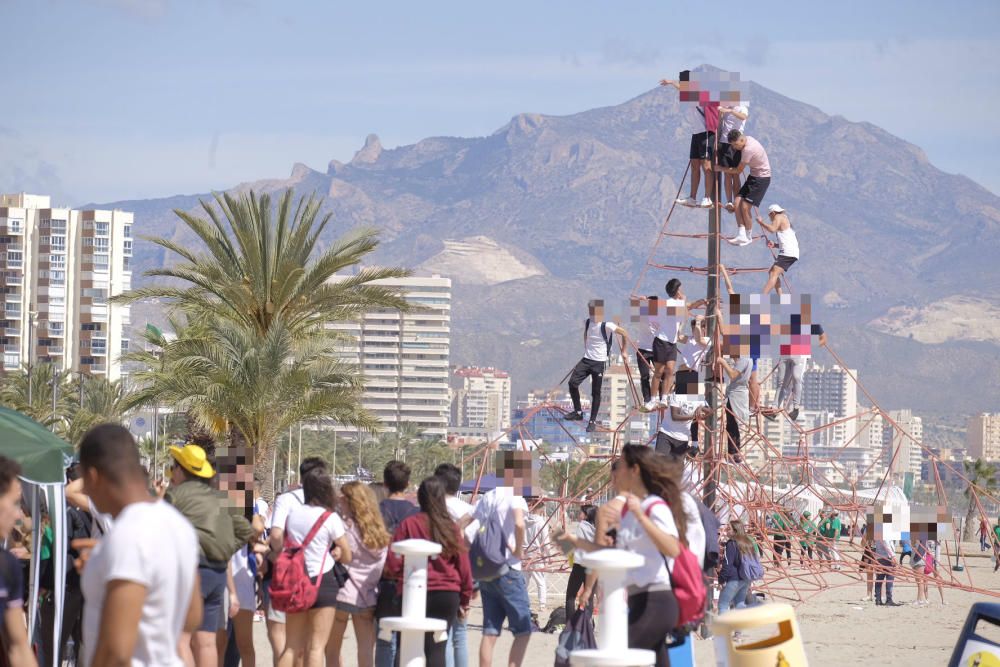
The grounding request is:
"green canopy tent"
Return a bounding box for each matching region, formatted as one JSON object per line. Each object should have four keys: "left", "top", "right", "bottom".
{"left": 0, "top": 406, "right": 74, "bottom": 667}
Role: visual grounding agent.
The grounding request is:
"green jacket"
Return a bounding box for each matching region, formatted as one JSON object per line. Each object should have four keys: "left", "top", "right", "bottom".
{"left": 799, "top": 519, "right": 816, "bottom": 547}
{"left": 819, "top": 516, "right": 842, "bottom": 540}
{"left": 166, "top": 480, "right": 254, "bottom": 566}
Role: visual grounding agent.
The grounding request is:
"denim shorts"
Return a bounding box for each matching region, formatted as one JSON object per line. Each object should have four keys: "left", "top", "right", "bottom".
{"left": 199, "top": 566, "right": 228, "bottom": 632}
{"left": 479, "top": 569, "right": 532, "bottom": 637}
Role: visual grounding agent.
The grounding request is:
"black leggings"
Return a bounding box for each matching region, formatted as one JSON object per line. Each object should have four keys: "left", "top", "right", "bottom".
{"left": 637, "top": 349, "right": 654, "bottom": 403}
{"left": 565, "top": 564, "right": 588, "bottom": 616}
{"left": 725, "top": 399, "right": 741, "bottom": 454}
{"left": 424, "top": 591, "right": 460, "bottom": 667}
{"left": 628, "top": 589, "right": 679, "bottom": 667}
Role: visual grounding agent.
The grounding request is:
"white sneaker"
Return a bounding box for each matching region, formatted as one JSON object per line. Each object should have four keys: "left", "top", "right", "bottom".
{"left": 699, "top": 198, "right": 714, "bottom": 208}
{"left": 676, "top": 197, "right": 693, "bottom": 206}
{"left": 641, "top": 400, "right": 658, "bottom": 412}
{"left": 656, "top": 397, "right": 670, "bottom": 408}
{"left": 737, "top": 233, "right": 753, "bottom": 247}
{"left": 725, "top": 202, "right": 735, "bottom": 212}
{"left": 726, "top": 231, "right": 748, "bottom": 245}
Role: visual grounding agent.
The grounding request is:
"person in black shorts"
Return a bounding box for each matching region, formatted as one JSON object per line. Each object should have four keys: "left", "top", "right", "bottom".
{"left": 717, "top": 130, "right": 771, "bottom": 246}
{"left": 757, "top": 204, "right": 799, "bottom": 295}
{"left": 647, "top": 280, "right": 706, "bottom": 410}
{"left": 660, "top": 72, "right": 718, "bottom": 208}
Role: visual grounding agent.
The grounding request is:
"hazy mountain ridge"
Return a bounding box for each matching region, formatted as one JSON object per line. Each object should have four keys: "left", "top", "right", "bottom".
{"left": 89, "top": 71, "right": 1000, "bottom": 415}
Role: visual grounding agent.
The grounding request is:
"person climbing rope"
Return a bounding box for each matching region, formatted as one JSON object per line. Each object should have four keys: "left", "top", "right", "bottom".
{"left": 660, "top": 71, "right": 720, "bottom": 208}
{"left": 717, "top": 101, "right": 750, "bottom": 213}
{"left": 646, "top": 280, "right": 706, "bottom": 412}
{"left": 565, "top": 300, "right": 628, "bottom": 433}
{"left": 715, "top": 129, "right": 771, "bottom": 246}
{"left": 757, "top": 204, "right": 799, "bottom": 295}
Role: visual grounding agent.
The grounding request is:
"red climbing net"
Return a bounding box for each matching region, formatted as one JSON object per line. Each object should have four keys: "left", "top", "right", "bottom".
{"left": 459, "top": 162, "right": 1000, "bottom": 607}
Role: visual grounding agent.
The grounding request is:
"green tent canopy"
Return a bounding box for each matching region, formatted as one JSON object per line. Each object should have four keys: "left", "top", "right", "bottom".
{"left": 0, "top": 406, "right": 74, "bottom": 484}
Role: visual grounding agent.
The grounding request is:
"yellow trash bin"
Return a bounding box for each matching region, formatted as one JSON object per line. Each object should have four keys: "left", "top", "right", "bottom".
{"left": 710, "top": 603, "right": 808, "bottom": 667}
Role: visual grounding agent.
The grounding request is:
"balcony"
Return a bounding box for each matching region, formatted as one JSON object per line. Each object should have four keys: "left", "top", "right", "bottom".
{"left": 46, "top": 346, "right": 64, "bottom": 356}
{"left": 4, "top": 292, "right": 20, "bottom": 303}
{"left": 4, "top": 328, "right": 19, "bottom": 337}
{"left": 3, "top": 354, "right": 18, "bottom": 369}
{"left": 47, "top": 326, "right": 65, "bottom": 338}
{"left": 91, "top": 364, "right": 107, "bottom": 373}
{"left": 5, "top": 274, "right": 21, "bottom": 286}
{"left": 3, "top": 344, "right": 19, "bottom": 354}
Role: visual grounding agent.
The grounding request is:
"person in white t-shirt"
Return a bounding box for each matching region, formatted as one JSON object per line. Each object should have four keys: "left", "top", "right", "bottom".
{"left": 632, "top": 295, "right": 660, "bottom": 408}
{"left": 262, "top": 457, "right": 328, "bottom": 665}
{"left": 565, "top": 300, "right": 628, "bottom": 432}
{"left": 472, "top": 451, "right": 533, "bottom": 667}
{"left": 561, "top": 444, "right": 690, "bottom": 667}
{"left": 717, "top": 102, "right": 750, "bottom": 212}
{"left": 77, "top": 424, "right": 201, "bottom": 667}
{"left": 276, "top": 468, "right": 352, "bottom": 667}
{"left": 646, "top": 280, "right": 707, "bottom": 411}
{"left": 523, "top": 501, "right": 555, "bottom": 613}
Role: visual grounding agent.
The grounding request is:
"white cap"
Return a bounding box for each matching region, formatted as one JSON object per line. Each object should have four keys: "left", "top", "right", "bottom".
{"left": 767, "top": 204, "right": 786, "bottom": 214}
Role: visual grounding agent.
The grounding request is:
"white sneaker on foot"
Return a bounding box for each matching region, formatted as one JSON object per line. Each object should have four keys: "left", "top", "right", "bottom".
{"left": 725, "top": 202, "right": 735, "bottom": 212}
{"left": 699, "top": 197, "right": 714, "bottom": 208}
{"left": 737, "top": 234, "right": 753, "bottom": 247}
{"left": 642, "top": 400, "right": 658, "bottom": 412}
{"left": 676, "top": 197, "right": 694, "bottom": 206}
{"left": 657, "top": 397, "right": 670, "bottom": 408}
{"left": 727, "top": 231, "right": 748, "bottom": 245}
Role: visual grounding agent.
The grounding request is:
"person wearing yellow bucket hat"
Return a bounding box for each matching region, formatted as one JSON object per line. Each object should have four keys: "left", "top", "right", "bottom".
{"left": 165, "top": 443, "right": 258, "bottom": 667}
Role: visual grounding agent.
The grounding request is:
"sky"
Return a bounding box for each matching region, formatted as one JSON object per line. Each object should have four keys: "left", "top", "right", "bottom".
{"left": 3, "top": 0, "right": 999, "bottom": 204}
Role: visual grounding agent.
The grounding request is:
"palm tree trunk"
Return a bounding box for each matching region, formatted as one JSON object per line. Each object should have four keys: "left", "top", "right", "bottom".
{"left": 963, "top": 493, "right": 979, "bottom": 542}
{"left": 254, "top": 441, "right": 277, "bottom": 502}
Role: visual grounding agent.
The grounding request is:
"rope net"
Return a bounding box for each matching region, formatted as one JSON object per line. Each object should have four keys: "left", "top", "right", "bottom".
{"left": 459, "top": 165, "right": 1000, "bottom": 606}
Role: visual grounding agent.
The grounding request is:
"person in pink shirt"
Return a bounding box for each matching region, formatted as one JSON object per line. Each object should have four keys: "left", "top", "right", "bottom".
{"left": 661, "top": 70, "right": 720, "bottom": 208}
{"left": 716, "top": 130, "right": 771, "bottom": 246}
{"left": 326, "top": 482, "right": 390, "bottom": 667}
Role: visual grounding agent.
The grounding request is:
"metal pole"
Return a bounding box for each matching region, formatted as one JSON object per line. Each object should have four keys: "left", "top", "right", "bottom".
{"left": 704, "top": 184, "right": 721, "bottom": 509}
{"left": 297, "top": 422, "right": 303, "bottom": 474}
{"left": 152, "top": 402, "right": 159, "bottom": 480}
{"left": 50, "top": 375, "right": 58, "bottom": 432}
{"left": 286, "top": 425, "right": 293, "bottom": 487}
{"left": 332, "top": 428, "right": 337, "bottom": 477}
{"left": 78, "top": 371, "right": 84, "bottom": 408}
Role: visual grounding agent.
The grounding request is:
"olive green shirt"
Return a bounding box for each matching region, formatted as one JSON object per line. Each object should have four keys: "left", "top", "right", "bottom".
{"left": 165, "top": 480, "right": 254, "bottom": 566}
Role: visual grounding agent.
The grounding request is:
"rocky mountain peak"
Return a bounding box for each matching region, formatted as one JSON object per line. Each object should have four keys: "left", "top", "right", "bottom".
{"left": 351, "top": 134, "right": 383, "bottom": 165}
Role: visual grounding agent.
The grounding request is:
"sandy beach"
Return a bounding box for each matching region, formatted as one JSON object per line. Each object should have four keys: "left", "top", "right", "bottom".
{"left": 250, "top": 542, "right": 998, "bottom": 666}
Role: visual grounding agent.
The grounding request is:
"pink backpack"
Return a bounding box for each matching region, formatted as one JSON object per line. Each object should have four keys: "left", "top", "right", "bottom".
{"left": 269, "top": 511, "right": 331, "bottom": 613}
{"left": 644, "top": 500, "right": 707, "bottom": 629}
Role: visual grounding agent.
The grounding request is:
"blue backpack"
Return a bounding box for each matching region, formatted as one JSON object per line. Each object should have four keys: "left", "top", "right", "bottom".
{"left": 737, "top": 549, "right": 764, "bottom": 582}
{"left": 470, "top": 508, "right": 510, "bottom": 582}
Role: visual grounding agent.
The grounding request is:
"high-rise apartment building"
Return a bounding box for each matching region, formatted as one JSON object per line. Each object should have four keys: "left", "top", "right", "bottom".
{"left": 802, "top": 362, "right": 858, "bottom": 418}
{"left": 883, "top": 409, "right": 924, "bottom": 477}
{"left": 329, "top": 274, "right": 451, "bottom": 438}
{"left": 968, "top": 414, "right": 1000, "bottom": 461}
{"left": 451, "top": 366, "right": 512, "bottom": 432}
{"left": 0, "top": 193, "right": 132, "bottom": 380}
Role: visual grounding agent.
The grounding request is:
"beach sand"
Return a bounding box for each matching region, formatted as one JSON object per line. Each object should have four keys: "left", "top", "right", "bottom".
{"left": 251, "top": 544, "right": 998, "bottom": 666}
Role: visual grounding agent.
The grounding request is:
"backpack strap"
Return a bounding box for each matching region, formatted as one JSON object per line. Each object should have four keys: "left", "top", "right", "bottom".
{"left": 600, "top": 322, "right": 613, "bottom": 357}
{"left": 302, "top": 511, "right": 332, "bottom": 548}
{"left": 584, "top": 318, "right": 591, "bottom": 345}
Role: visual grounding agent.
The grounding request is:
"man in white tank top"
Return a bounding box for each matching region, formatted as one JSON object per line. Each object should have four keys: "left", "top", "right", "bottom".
{"left": 758, "top": 204, "right": 799, "bottom": 295}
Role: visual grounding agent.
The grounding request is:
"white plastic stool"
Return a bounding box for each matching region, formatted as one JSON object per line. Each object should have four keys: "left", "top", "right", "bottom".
{"left": 378, "top": 539, "right": 449, "bottom": 667}
{"left": 570, "top": 549, "right": 655, "bottom": 667}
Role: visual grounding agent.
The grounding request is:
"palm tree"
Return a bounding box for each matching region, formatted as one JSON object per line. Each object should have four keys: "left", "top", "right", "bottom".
{"left": 962, "top": 459, "right": 1000, "bottom": 541}
{"left": 112, "top": 189, "right": 410, "bottom": 339}
{"left": 124, "top": 318, "right": 379, "bottom": 497}
{"left": 61, "top": 376, "right": 130, "bottom": 445}
{"left": 0, "top": 363, "right": 74, "bottom": 428}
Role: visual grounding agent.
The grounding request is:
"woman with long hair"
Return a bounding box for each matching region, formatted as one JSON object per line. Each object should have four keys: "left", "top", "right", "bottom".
{"left": 717, "top": 519, "right": 758, "bottom": 613}
{"left": 326, "top": 482, "right": 391, "bottom": 667}
{"left": 561, "top": 444, "right": 688, "bottom": 667}
{"left": 277, "top": 468, "right": 353, "bottom": 667}
{"left": 383, "top": 476, "right": 473, "bottom": 667}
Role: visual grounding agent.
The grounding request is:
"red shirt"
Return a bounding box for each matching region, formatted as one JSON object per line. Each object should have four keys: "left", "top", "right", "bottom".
{"left": 383, "top": 513, "right": 474, "bottom": 607}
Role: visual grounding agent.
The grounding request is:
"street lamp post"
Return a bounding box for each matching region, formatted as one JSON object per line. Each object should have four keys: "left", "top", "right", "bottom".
{"left": 26, "top": 309, "right": 35, "bottom": 407}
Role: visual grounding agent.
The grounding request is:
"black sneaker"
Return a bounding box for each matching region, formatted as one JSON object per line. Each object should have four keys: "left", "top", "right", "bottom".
{"left": 564, "top": 411, "right": 584, "bottom": 421}
{"left": 788, "top": 408, "right": 800, "bottom": 421}
{"left": 885, "top": 600, "right": 903, "bottom": 607}
{"left": 875, "top": 599, "right": 883, "bottom": 606}
{"left": 586, "top": 421, "right": 597, "bottom": 433}
{"left": 763, "top": 411, "right": 777, "bottom": 422}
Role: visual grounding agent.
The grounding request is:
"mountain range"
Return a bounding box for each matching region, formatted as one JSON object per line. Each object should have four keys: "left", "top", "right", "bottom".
{"left": 91, "top": 67, "right": 1000, "bottom": 419}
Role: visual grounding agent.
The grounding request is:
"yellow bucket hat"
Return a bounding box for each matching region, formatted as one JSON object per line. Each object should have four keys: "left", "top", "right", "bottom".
{"left": 169, "top": 443, "right": 215, "bottom": 479}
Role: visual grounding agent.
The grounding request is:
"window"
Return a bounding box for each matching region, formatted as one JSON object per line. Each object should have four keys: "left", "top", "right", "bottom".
{"left": 82, "top": 323, "right": 104, "bottom": 331}
{"left": 50, "top": 296, "right": 65, "bottom": 307}
{"left": 83, "top": 238, "right": 94, "bottom": 247}
{"left": 83, "top": 288, "right": 108, "bottom": 304}
{"left": 51, "top": 235, "right": 66, "bottom": 252}
{"left": 94, "top": 238, "right": 109, "bottom": 252}
{"left": 121, "top": 338, "right": 130, "bottom": 353}
{"left": 7, "top": 219, "right": 22, "bottom": 234}
{"left": 81, "top": 357, "right": 95, "bottom": 365}
{"left": 94, "top": 255, "right": 110, "bottom": 271}
{"left": 50, "top": 271, "right": 65, "bottom": 285}
{"left": 123, "top": 239, "right": 132, "bottom": 255}
{"left": 123, "top": 224, "right": 132, "bottom": 238}
{"left": 94, "top": 222, "right": 109, "bottom": 236}
{"left": 123, "top": 257, "right": 131, "bottom": 272}
{"left": 50, "top": 255, "right": 65, "bottom": 269}
{"left": 48, "top": 322, "right": 64, "bottom": 333}
{"left": 91, "top": 339, "right": 107, "bottom": 354}
{"left": 39, "top": 236, "right": 49, "bottom": 245}
{"left": 50, "top": 219, "right": 66, "bottom": 232}
{"left": 6, "top": 252, "right": 21, "bottom": 268}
